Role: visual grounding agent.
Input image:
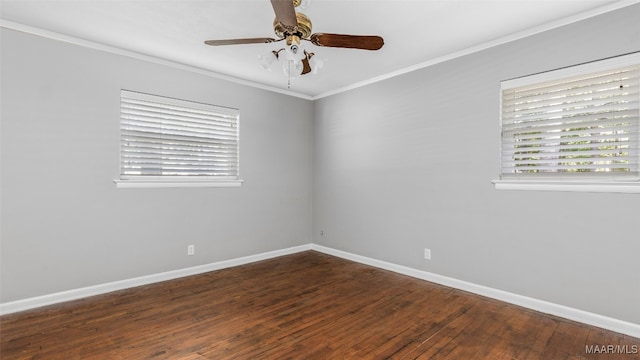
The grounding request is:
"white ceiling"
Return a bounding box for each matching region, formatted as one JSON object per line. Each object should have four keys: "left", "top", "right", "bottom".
{"left": 0, "top": 0, "right": 632, "bottom": 98}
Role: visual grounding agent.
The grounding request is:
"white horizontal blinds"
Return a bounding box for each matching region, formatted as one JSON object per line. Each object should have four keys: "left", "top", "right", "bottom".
{"left": 120, "top": 90, "right": 239, "bottom": 179}
{"left": 501, "top": 61, "right": 640, "bottom": 180}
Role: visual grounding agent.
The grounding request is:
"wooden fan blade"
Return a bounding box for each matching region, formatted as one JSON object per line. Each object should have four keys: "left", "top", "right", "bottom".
{"left": 204, "top": 38, "right": 280, "bottom": 46}
{"left": 301, "top": 57, "right": 312, "bottom": 75}
{"left": 270, "top": 0, "right": 297, "bottom": 29}
{"left": 309, "top": 33, "right": 384, "bottom": 50}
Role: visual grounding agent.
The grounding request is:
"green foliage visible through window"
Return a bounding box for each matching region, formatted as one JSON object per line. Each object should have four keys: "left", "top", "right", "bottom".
{"left": 501, "top": 58, "right": 639, "bottom": 180}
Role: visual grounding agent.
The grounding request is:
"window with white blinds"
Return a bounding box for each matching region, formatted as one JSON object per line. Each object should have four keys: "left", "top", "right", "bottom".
{"left": 498, "top": 52, "right": 640, "bottom": 191}
{"left": 116, "top": 90, "right": 241, "bottom": 188}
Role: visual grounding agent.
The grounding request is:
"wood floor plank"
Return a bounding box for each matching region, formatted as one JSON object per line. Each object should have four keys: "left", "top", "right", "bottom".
{"left": 1, "top": 251, "right": 638, "bottom": 359}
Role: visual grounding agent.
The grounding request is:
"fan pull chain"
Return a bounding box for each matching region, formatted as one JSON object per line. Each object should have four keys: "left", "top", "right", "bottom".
{"left": 287, "top": 59, "right": 292, "bottom": 89}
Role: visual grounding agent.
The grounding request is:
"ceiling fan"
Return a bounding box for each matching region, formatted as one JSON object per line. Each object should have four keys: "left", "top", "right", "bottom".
{"left": 204, "top": 0, "right": 384, "bottom": 83}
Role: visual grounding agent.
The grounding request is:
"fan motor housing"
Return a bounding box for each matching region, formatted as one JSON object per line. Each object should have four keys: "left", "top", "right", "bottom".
{"left": 274, "top": 12, "right": 312, "bottom": 39}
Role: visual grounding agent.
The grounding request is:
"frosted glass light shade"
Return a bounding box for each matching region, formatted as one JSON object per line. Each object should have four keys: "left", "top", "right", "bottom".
{"left": 309, "top": 56, "right": 324, "bottom": 74}
{"left": 258, "top": 51, "right": 278, "bottom": 70}
{"left": 282, "top": 59, "right": 303, "bottom": 79}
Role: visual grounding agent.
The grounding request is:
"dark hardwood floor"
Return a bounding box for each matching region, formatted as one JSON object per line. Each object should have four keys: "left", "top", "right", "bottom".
{"left": 1, "top": 251, "right": 638, "bottom": 359}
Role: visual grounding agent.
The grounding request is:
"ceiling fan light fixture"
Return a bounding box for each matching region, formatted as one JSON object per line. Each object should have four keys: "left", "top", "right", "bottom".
{"left": 285, "top": 43, "right": 305, "bottom": 62}
{"left": 205, "top": 0, "right": 383, "bottom": 88}
{"left": 258, "top": 50, "right": 280, "bottom": 70}
{"left": 308, "top": 53, "right": 323, "bottom": 75}
{"left": 282, "top": 59, "right": 304, "bottom": 79}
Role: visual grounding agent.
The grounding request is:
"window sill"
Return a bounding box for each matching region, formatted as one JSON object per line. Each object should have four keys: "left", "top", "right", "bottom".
{"left": 114, "top": 179, "right": 243, "bottom": 189}
{"left": 491, "top": 180, "right": 640, "bottom": 194}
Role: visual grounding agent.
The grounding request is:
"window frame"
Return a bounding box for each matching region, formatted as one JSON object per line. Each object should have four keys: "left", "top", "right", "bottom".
{"left": 493, "top": 52, "right": 640, "bottom": 193}
{"left": 114, "top": 90, "right": 242, "bottom": 189}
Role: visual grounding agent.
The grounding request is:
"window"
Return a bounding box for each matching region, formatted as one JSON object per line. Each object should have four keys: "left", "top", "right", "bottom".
{"left": 494, "top": 52, "right": 640, "bottom": 193}
{"left": 115, "top": 90, "right": 241, "bottom": 188}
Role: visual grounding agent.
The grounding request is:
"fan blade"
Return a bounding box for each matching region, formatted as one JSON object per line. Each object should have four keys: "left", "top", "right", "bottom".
{"left": 204, "top": 38, "right": 280, "bottom": 46}
{"left": 270, "top": 0, "right": 297, "bottom": 30}
{"left": 309, "top": 33, "right": 384, "bottom": 50}
{"left": 301, "top": 57, "right": 312, "bottom": 75}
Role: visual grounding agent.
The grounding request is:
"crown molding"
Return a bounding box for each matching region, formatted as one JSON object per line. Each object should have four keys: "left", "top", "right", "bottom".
{"left": 0, "top": 19, "right": 314, "bottom": 101}
{"left": 2, "top": 0, "right": 638, "bottom": 101}
{"left": 311, "top": 0, "right": 640, "bottom": 100}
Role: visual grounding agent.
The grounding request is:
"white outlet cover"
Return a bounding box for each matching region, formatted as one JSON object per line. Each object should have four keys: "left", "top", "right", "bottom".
{"left": 424, "top": 248, "right": 431, "bottom": 260}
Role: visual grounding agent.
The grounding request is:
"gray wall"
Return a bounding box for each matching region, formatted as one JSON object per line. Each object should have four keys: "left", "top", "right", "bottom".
{"left": 0, "top": 28, "right": 314, "bottom": 302}
{"left": 313, "top": 5, "right": 640, "bottom": 324}
{"left": 2, "top": 4, "right": 639, "bottom": 326}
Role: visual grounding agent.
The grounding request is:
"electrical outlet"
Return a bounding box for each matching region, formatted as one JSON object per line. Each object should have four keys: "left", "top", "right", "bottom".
{"left": 424, "top": 248, "right": 431, "bottom": 260}
{"left": 187, "top": 245, "right": 195, "bottom": 256}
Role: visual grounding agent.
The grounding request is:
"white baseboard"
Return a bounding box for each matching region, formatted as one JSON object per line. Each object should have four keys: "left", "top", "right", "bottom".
{"left": 0, "top": 244, "right": 312, "bottom": 316}
{"left": 310, "top": 244, "right": 640, "bottom": 339}
{"left": 2, "top": 242, "right": 638, "bottom": 339}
